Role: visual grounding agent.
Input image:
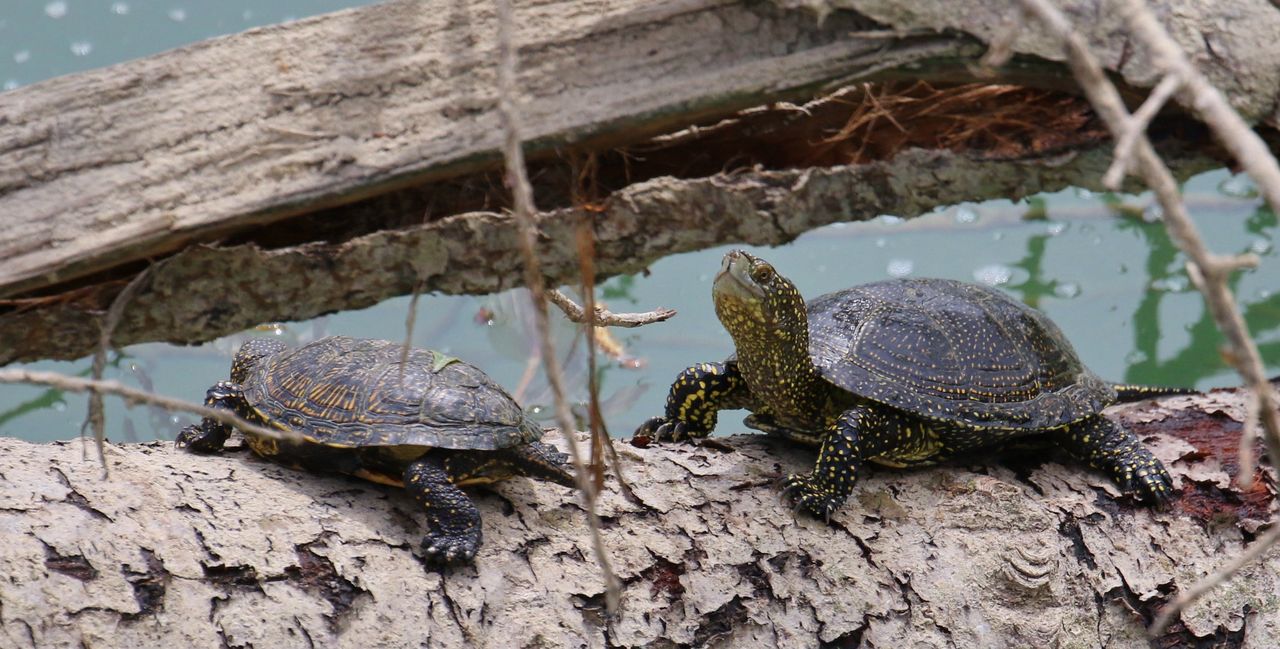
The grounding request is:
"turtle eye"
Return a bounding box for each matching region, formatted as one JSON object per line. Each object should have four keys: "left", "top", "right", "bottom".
{"left": 750, "top": 263, "right": 774, "bottom": 283}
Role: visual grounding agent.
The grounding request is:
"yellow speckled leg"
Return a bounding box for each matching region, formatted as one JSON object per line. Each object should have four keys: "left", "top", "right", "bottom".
{"left": 406, "top": 457, "right": 483, "bottom": 564}
{"left": 1054, "top": 416, "right": 1175, "bottom": 504}
{"left": 782, "top": 406, "right": 902, "bottom": 519}
{"left": 634, "top": 361, "right": 753, "bottom": 442}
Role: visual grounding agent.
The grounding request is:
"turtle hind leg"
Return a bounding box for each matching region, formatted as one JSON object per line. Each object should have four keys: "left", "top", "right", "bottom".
{"left": 175, "top": 381, "right": 245, "bottom": 453}
{"left": 405, "top": 456, "right": 483, "bottom": 564}
{"left": 783, "top": 405, "right": 903, "bottom": 520}
{"left": 1054, "top": 416, "right": 1175, "bottom": 504}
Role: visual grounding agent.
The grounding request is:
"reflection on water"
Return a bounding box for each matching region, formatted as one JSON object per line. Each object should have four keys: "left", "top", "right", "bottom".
{"left": 2, "top": 169, "right": 1277, "bottom": 442}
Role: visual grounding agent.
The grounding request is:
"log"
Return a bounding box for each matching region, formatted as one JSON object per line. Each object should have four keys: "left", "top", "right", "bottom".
{"left": 0, "top": 142, "right": 1223, "bottom": 366}
{"left": 0, "top": 0, "right": 976, "bottom": 300}
{"left": 1, "top": 386, "right": 1275, "bottom": 647}
{"left": 5, "top": 0, "right": 1278, "bottom": 305}
{"left": 4, "top": 0, "right": 1276, "bottom": 363}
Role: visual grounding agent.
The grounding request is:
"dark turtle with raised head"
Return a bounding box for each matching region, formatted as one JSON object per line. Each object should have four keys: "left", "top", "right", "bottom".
{"left": 637, "top": 250, "right": 1185, "bottom": 518}
{"left": 178, "top": 336, "right": 574, "bottom": 563}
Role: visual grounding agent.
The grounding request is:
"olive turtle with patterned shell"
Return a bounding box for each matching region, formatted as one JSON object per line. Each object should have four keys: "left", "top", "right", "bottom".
{"left": 178, "top": 336, "right": 574, "bottom": 563}
{"left": 637, "top": 250, "right": 1188, "bottom": 519}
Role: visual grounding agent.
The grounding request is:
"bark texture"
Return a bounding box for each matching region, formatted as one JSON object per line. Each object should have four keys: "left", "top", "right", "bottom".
{"left": 4, "top": 0, "right": 1279, "bottom": 303}
{"left": 0, "top": 143, "right": 1220, "bottom": 366}
{"left": 782, "top": 0, "right": 1280, "bottom": 126}
{"left": 1, "top": 387, "right": 1276, "bottom": 647}
{"left": 0, "top": 0, "right": 972, "bottom": 299}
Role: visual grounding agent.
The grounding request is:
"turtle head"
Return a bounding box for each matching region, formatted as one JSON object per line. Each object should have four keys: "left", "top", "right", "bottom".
{"left": 712, "top": 250, "right": 807, "bottom": 345}
{"left": 230, "top": 338, "right": 289, "bottom": 384}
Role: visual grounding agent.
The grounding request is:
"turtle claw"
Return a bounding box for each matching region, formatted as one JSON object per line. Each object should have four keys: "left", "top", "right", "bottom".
{"left": 175, "top": 423, "right": 230, "bottom": 453}
{"left": 781, "top": 474, "right": 840, "bottom": 521}
{"left": 636, "top": 417, "right": 702, "bottom": 443}
{"left": 422, "top": 530, "right": 480, "bottom": 565}
{"left": 1118, "top": 463, "right": 1177, "bottom": 505}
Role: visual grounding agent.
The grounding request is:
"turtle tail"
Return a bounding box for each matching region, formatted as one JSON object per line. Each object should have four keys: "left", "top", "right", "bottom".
{"left": 1110, "top": 383, "right": 1198, "bottom": 402}
{"left": 512, "top": 441, "right": 577, "bottom": 488}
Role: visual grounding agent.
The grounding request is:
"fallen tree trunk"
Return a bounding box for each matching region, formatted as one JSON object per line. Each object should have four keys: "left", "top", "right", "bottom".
{"left": 0, "top": 0, "right": 974, "bottom": 300}
{"left": 3, "top": 0, "right": 1279, "bottom": 365}
{"left": 1, "top": 387, "right": 1275, "bottom": 647}
{"left": 0, "top": 142, "right": 1223, "bottom": 366}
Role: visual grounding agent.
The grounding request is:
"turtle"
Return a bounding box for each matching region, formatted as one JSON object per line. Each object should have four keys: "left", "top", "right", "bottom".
{"left": 636, "top": 250, "right": 1187, "bottom": 519}
{"left": 177, "top": 336, "right": 575, "bottom": 563}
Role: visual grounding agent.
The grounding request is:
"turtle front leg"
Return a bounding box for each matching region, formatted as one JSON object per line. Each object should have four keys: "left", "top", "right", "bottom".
{"left": 175, "top": 381, "right": 245, "bottom": 453}
{"left": 782, "top": 405, "right": 901, "bottom": 519}
{"left": 635, "top": 361, "right": 753, "bottom": 442}
{"left": 405, "top": 456, "right": 483, "bottom": 564}
{"left": 1053, "top": 416, "right": 1175, "bottom": 504}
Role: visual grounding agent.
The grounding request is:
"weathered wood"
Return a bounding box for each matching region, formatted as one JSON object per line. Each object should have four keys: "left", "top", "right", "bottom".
{"left": 6, "top": 0, "right": 1280, "bottom": 304}
{"left": 0, "top": 0, "right": 975, "bottom": 299}
{"left": 0, "top": 143, "right": 1222, "bottom": 366}
{"left": 0, "top": 387, "right": 1275, "bottom": 647}
{"left": 789, "top": 0, "right": 1280, "bottom": 127}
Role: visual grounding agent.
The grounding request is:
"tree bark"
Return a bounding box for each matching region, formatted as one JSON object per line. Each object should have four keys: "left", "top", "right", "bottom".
{"left": 0, "top": 0, "right": 972, "bottom": 300}
{"left": 3, "top": 0, "right": 1277, "bottom": 363}
{"left": 1, "top": 387, "right": 1275, "bottom": 647}
{"left": 0, "top": 142, "right": 1224, "bottom": 367}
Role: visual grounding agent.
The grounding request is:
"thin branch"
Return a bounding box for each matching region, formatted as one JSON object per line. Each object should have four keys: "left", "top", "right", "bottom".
{"left": 493, "top": 0, "right": 621, "bottom": 614}
{"left": 82, "top": 266, "right": 153, "bottom": 474}
{"left": 1116, "top": 0, "right": 1280, "bottom": 493}
{"left": 1120, "top": 0, "right": 1280, "bottom": 213}
{"left": 546, "top": 288, "right": 676, "bottom": 328}
{"left": 400, "top": 277, "right": 427, "bottom": 383}
{"left": 0, "top": 369, "right": 295, "bottom": 445}
{"left": 1016, "top": 0, "right": 1280, "bottom": 637}
{"left": 1150, "top": 523, "right": 1280, "bottom": 634}
{"left": 1102, "top": 72, "right": 1183, "bottom": 189}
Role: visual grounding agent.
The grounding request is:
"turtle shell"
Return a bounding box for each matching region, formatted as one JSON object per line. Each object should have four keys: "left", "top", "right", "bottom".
{"left": 241, "top": 336, "right": 541, "bottom": 450}
{"left": 805, "top": 278, "right": 1115, "bottom": 430}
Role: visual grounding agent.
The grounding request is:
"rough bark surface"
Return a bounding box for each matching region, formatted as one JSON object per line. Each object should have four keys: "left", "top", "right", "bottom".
{"left": 782, "top": 0, "right": 1280, "bottom": 126}
{"left": 0, "top": 143, "right": 1220, "bottom": 366}
{"left": 4, "top": 0, "right": 1279, "bottom": 303}
{"left": 0, "top": 0, "right": 972, "bottom": 299}
{"left": 1, "top": 387, "right": 1275, "bottom": 647}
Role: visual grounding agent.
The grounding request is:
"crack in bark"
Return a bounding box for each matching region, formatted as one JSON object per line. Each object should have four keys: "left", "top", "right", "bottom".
{"left": 48, "top": 467, "right": 112, "bottom": 522}
{"left": 690, "top": 596, "right": 749, "bottom": 647}
{"left": 281, "top": 541, "right": 366, "bottom": 634}
{"left": 42, "top": 541, "right": 98, "bottom": 581}
{"left": 122, "top": 548, "right": 169, "bottom": 621}
{"left": 1058, "top": 514, "right": 1100, "bottom": 571}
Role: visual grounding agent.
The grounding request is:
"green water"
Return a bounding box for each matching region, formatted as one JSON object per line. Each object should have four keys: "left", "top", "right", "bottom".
{"left": 2, "top": 172, "right": 1276, "bottom": 442}
{"left": 2, "top": 3, "right": 1278, "bottom": 443}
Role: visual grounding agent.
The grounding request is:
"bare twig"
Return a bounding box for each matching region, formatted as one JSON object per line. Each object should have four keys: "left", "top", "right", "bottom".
{"left": 1102, "top": 72, "right": 1183, "bottom": 189}
{"left": 577, "top": 224, "right": 608, "bottom": 493}
{"left": 1016, "top": 0, "right": 1280, "bottom": 637}
{"left": 977, "top": 8, "right": 1025, "bottom": 70}
{"left": 546, "top": 288, "right": 676, "bottom": 328}
{"left": 1115, "top": 0, "right": 1280, "bottom": 493}
{"left": 400, "top": 278, "right": 427, "bottom": 383}
{"left": 0, "top": 369, "right": 293, "bottom": 445}
{"left": 1151, "top": 523, "right": 1280, "bottom": 634}
{"left": 1120, "top": 0, "right": 1280, "bottom": 213}
{"left": 82, "top": 267, "right": 153, "bottom": 474}
{"left": 493, "top": 0, "right": 621, "bottom": 613}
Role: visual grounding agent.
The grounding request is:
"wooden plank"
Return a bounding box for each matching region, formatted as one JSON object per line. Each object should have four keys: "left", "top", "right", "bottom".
{"left": 0, "top": 0, "right": 971, "bottom": 298}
